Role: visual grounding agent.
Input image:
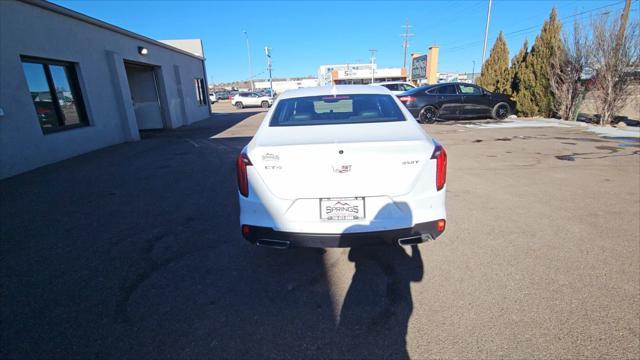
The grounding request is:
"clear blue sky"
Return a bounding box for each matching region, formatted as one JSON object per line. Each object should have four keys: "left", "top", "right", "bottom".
{"left": 54, "top": 0, "right": 633, "bottom": 84}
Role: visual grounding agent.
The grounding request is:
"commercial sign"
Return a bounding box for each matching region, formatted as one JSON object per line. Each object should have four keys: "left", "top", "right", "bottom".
{"left": 411, "top": 55, "right": 427, "bottom": 79}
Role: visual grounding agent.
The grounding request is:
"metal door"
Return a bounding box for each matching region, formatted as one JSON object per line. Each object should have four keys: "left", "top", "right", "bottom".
{"left": 124, "top": 63, "right": 164, "bottom": 130}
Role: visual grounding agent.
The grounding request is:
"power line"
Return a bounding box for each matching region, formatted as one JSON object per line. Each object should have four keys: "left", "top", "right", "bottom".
{"left": 429, "top": 0, "right": 564, "bottom": 48}
{"left": 418, "top": 1, "right": 485, "bottom": 47}
{"left": 505, "top": 0, "right": 624, "bottom": 37}
{"left": 444, "top": 0, "right": 625, "bottom": 52}
{"left": 428, "top": 1, "right": 485, "bottom": 29}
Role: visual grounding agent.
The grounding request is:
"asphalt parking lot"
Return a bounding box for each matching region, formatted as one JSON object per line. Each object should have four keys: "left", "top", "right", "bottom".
{"left": 1, "top": 102, "right": 638, "bottom": 359}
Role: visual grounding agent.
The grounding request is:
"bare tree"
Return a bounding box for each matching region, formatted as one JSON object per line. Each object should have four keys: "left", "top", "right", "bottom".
{"left": 590, "top": 5, "right": 639, "bottom": 126}
{"left": 548, "top": 20, "right": 590, "bottom": 121}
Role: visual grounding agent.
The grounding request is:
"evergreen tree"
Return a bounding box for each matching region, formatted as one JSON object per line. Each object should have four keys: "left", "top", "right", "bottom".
{"left": 526, "top": 7, "right": 563, "bottom": 117}
{"left": 510, "top": 40, "right": 539, "bottom": 116}
{"left": 476, "top": 32, "right": 511, "bottom": 94}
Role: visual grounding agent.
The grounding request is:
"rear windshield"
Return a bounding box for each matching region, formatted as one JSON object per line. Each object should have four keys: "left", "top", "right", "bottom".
{"left": 269, "top": 94, "right": 406, "bottom": 126}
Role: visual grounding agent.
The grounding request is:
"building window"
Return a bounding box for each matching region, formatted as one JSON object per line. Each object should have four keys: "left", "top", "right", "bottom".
{"left": 21, "top": 57, "right": 88, "bottom": 133}
{"left": 194, "top": 78, "right": 206, "bottom": 105}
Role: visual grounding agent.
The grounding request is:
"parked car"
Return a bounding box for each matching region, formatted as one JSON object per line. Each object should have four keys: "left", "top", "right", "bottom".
{"left": 236, "top": 85, "right": 447, "bottom": 248}
{"left": 371, "top": 81, "right": 416, "bottom": 95}
{"left": 209, "top": 92, "right": 217, "bottom": 104}
{"left": 256, "top": 88, "right": 275, "bottom": 97}
{"left": 397, "top": 82, "right": 515, "bottom": 123}
{"left": 232, "top": 92, "right": 273, "bottom": 109}
{"left": 215, "top": 91, "right": 230, "bottom": 100}
{"left": 227, "top": 91, "right": 239, "bottom": 100}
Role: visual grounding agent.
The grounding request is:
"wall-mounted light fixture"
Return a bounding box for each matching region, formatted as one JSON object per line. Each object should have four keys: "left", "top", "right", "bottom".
{"left": 138, "top": 46, "right": 148, "bottom": 55}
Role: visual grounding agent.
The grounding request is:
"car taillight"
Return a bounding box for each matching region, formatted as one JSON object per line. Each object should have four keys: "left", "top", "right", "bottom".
{"left": 431, "top": 141, "right": 447, "bottom": 191}
{"left": 241, "top": 224, "right": 251, "bottom": 239}
{"left": 399, "top": 96, "right": 416, "bottom": 103}
{"left": 236, "top": 147, "right": 252, "bottom": 197}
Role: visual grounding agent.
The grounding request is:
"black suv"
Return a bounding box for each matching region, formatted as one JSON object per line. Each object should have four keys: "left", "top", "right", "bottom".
{"left": 398, "top": 82, "right": 515, "bottom": 123}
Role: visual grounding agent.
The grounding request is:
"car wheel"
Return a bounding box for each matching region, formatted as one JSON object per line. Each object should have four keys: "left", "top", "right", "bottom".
{"left": 261, "top": 101, "right": 269, "bottom": 108}
{"left": 419, "top": 106, "right": 438, "bottom": 124}
{"left": 235, "top": 102, "right": 244, "bottom": 109}
{"left": 492, "top": 102, "right": 511, "bottom": 120}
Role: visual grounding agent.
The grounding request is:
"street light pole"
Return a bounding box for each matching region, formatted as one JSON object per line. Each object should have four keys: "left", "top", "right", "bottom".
{"left": 265, "top": 47, "right": 273, "bottom": 96}
{"left": 481, "top": 0, "right": 493, "bottom": 65}
{"left": 243, "top": 30, "right": 254, "bottom": 91}
{"left": 369, "top": 48, "right": 377, "bottom": 84}
{"left": 472, "top": 60, "right": 476, "bottom": 83}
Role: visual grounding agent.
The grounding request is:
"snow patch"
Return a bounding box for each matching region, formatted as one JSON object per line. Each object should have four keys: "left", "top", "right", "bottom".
{"left": 462, "top": 117, "right": 639, "bottom": 139}
{"left": 585, "top": 126, "right": 640, "bottom": 138}
{"left": 464, "top": 119, "right": 571, "bottom": 129}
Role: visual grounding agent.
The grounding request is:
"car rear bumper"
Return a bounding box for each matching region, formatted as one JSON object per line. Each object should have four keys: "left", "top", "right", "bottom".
{"left": 403, "top": 106, "right": 420, "bottom": 118}
{"left": 241, "top": 220, "right": 445, "bottom": 248}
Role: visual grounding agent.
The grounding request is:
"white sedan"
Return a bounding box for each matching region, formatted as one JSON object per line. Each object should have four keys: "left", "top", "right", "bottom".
{"left": 371, "top": 81, "right": 416, "bottom": 95}
{"left": 236, "top": 85, "right": 447, "bottom": 248}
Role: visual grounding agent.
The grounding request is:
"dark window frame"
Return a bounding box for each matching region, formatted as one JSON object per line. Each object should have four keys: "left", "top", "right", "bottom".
{"left": 21, "top": 56, "right": 90, "bottom": 134}
{"left": 194, "top": 78, "right": 207, "bottom": 105}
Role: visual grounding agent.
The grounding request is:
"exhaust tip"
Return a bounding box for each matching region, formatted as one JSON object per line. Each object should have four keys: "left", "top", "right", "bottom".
{"left": 256, "top": 238, "right": 290, "bottom": 249}
{"left": 397, "top": 233, "right": 433, "bottom": 246}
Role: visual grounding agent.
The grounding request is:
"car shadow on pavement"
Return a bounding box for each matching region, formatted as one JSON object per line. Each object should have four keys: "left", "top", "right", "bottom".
{"left": 0, "top": 127, "right": 330, "bottom": 358}
{"left": 0, "top": 117, "right": 422, "bottom": 359}
{"left": 335, "top": 203, "right": 423, "bottom": 359}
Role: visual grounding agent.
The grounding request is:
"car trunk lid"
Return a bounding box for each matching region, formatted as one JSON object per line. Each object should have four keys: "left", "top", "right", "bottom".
{"left": 249, "top": 122, "right": 434, "bottom": 199}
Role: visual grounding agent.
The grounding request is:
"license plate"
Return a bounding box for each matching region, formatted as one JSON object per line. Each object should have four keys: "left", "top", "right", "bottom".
{"left": 320, "top": 197, "right": 365, "bottom": 220}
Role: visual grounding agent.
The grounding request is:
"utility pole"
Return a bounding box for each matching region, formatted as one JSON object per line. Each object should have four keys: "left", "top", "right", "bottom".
{"left": 401, "top": 18, "right": 414, "bottom": 71}
{"left": 615, "top": 0, "right": 632, "bottom": 51}
{"left": 481, "top": 0, "right": 493, "bottom": 65}
{"left": 264, "top": 47, "right": 273, "bottom": 96}
{"left": 472, "top": 60, "right": 476, "bottom": 83}
{"left": 369, "top": 48, "right": 377, "bottom": 83}
{"left": 242, "top": 30, "right": 254, "bottom": 91}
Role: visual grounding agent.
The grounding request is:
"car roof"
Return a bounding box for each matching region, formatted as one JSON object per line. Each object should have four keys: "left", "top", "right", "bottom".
{"left": 405, "top": 82, "right": 479, "bottom": 93}
{"left": 278, "top": 85, "right": 391, "bottom": 100}
{"left": 440, "top": 82, "right": 477, "bottom": 86}
{"left": 372, "top": 81, "right": 413, "bottom": 85}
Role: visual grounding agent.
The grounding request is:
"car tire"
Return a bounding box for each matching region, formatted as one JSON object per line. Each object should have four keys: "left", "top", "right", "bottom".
{"left": 261, "top": 101, "right": 269, "bottom": 108}
{"left": 492, "top": 102, "right": 511, "bottom": 120}
{"left": 418, "top": 106, "right": 438, "bottom": 124}
{"left": 235, "top": 102, "right": 244, "bottom": 109}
